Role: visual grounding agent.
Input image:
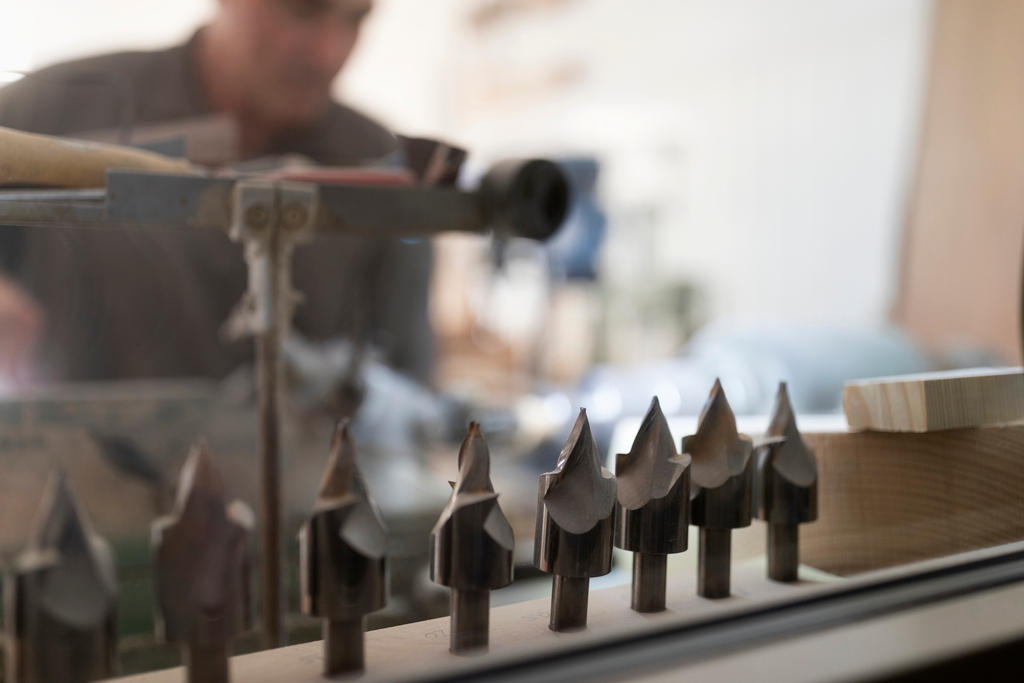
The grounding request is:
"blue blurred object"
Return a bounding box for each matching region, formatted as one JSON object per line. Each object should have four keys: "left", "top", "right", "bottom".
{"left": 522, "top": 322, "right": 937, "bottom": 469}
{"left": 545, "top": 157, "right": 605, "bottom": 280}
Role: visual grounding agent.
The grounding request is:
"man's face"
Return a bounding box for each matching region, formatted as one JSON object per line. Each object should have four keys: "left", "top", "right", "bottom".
{"left": 220, "top": 0, "right": 372, "bottom": 127}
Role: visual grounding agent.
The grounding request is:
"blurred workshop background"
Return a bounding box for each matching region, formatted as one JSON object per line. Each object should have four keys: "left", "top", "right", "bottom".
{"left": 1, "top": 0, "right": 1023, "bottom": 672}
{"left": 3, "top": 0, "right": 1021, "bottom": 406}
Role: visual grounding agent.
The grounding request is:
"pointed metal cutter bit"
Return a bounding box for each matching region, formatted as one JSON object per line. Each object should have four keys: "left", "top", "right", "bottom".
{"left": 5, "top": 469, "right": 118, "bottom": 683}
{"left": 614, "top": 397, "right": 691, "bottom": 612}
{"left": 534, "top": 409, "right": 616, "bottom": 631}
{"left": 430, "top": 423, "right": 514, "bottom": 653}
{"left": 756, "top": 382, "right": 818, "bottom": 582}
{"left": 299, "top": 421, "right": 387, "bottom": 673}
{"left": 683, "top": 380, "right": 754, "bottom": 599}
{"left": 152, "top": 443, "right": 253, "bottom": 683}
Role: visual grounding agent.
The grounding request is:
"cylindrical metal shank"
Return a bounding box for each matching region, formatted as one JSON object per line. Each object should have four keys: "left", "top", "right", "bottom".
{"left": 450, "top": 589, "right": 490, "bottom": 653}
{"left": 632, "top": 553, "right": 668, "bottom": 612}
{"left": 768, "top": 523, "right": 799, "bottom": 583}
{"left": 324, "top": 618, "right": 364, "bottom": 674}
{"left": 698, "top": 528, "right": 733, "bottom": 599}
{"left": 550, "top": 576, "right": 590, "bottom": 631}
{"left": 184, "top": 641, "right": 229, "bottom": 683}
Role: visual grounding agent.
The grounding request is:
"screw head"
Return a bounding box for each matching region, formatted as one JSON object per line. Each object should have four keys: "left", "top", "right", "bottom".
{"left": 282, "top": 204, "right": 309, "bottom": 231}
{"left": 245, "top": 204, "right": 270, "bottom": 231}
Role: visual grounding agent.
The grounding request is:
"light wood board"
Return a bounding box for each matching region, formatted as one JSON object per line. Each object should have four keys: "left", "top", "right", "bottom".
{"left": 110, "top": 542, "right": 1024, "bottom": 683}
{"left": 0, "top": 125, "right": 192, "bottom": 188}
{"left": 110, "top": 559, "right": 827, "bottom": 683}
{"left": 842, "top": 367, "right": 1024, "bottom": 432}
{"left": 802, "top": 425, "right": 1024, "bottom": 574}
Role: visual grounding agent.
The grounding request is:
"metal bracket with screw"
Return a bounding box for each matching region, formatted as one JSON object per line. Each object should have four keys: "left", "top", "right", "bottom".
{"left": 227, "top": 178, "right": 318, "bottom": 649}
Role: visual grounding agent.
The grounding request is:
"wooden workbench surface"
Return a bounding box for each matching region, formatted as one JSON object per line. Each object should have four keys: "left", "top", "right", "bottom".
{"left": 113, "top": 558, "right": 833, "bottom": 682}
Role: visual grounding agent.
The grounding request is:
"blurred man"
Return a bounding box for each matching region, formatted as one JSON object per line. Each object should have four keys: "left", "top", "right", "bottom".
{"left": 198, "top": 0, "right": 376, "bottom": 155}
{"left": 0, "top": 0, "right": 435, "bottom": 385}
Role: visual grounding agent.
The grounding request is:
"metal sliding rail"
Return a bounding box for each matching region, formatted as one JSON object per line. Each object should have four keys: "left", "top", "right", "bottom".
{"left": 414, "top": 541, "right": 1024, "bottom": 682}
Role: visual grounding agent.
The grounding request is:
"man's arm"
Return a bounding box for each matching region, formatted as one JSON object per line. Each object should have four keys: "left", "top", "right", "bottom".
{"left": 0, "top": 274, "right": 42, "bottom": 383}
{"left": 0, "top": 47, "right": 186, "bottom": 382}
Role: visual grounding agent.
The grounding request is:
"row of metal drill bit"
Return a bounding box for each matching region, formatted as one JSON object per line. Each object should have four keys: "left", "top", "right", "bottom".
{"left": 435, "top": 378, "right": 819, "bottom": 659}
{"left": 3, "top": 380, "right": 817, "bottom": 683}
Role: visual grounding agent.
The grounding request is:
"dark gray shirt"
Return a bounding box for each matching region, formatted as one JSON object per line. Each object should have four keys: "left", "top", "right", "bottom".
{"left": 0, "top": 32, "right": 433, "bottom": 384}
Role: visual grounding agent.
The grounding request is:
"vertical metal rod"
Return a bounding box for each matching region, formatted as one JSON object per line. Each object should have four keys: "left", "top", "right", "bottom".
{"left": 184, "top": 641, "right": 229, "bottom": 683}
{"left": 257, "top": 223, "right": 283, "bottom": 648}
{"left": 632, "top": 552, "right": 668, "bottom": 612}
{"left": 550, "top": 575, "right": 589, "bottom": 631}
{"left": 768, "top": 523, "right": 800, "bottom": 582}
{"left": 697, "top": 528, "right": 732, "bottom": 599}
{"left": 324, "top": 617, "right": 364, "bottom": 674}
{"left": 450, "top": 589, "right": 490, "bottom": 654}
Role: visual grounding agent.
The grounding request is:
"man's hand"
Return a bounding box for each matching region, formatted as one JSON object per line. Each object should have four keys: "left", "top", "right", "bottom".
{"left": 0, "top": 273, "right": 42, "bottom": 384}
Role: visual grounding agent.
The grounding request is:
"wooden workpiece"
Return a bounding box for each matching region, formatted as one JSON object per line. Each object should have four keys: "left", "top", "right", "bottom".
{"left": 842, "top": 367, "right": 1024, "bottom": 432}
{"left": 800, "top": 425, "right": 1024, "bottom": 574}
{"left": 110, "top": 559, "right": 828, "bottom": 683}
{"left": 0, "top": 125, "right": 192, "bottom": 188}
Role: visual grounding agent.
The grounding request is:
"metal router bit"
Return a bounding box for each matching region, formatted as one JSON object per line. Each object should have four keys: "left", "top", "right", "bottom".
{"left": 430, "top": 422, "right": 514, "bottom": 653}
{"left": 756, "top": 382, "right": 818, "bottom": 582}
{"left": 683, "top": 379, "right": 754, "bottom": 599}
{"left": 153, "top": 443, "right": 253, "bottom": 683}
{"left": 534, "top": 409, "right": 617, "bottom": 631}
{"left": 614, "top": 397, "right": 691, "bottom": 612}
{"left": 6, "top": 469, "right": 118, "bottom": 683}
{"left": 299, "top": 421, "right": 388, "bottom": 673}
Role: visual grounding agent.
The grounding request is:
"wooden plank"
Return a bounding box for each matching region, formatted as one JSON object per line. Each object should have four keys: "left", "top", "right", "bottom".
{"left": 842, "top": 368, "right": 1024, "bottom": 432}
{"left": 109, "top": 559, "right": 829, "bottom": 683}
{"left": 106, "top": 542, "right": 1024, "bottom": 682}
{"left": 0, "top": 125, "right": 192, "bottom": 188}
{"left": 801, "top": 425, "right": 1024, "bottom": 575}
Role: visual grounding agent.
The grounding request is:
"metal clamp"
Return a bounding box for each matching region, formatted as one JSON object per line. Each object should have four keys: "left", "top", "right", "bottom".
{"left": 225, "top": 177, "right": 319, "bottom": 648}
{"left": 225, "top": 179, "right": 318, "bottom": 338}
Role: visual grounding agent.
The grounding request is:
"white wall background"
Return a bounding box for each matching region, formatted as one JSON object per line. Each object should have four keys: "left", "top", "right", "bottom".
{"left": 1, "top": 0, "right": 933, "bottom": 332}
{"left": 0, "top": 1, "right": 211, "bottom": 77}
